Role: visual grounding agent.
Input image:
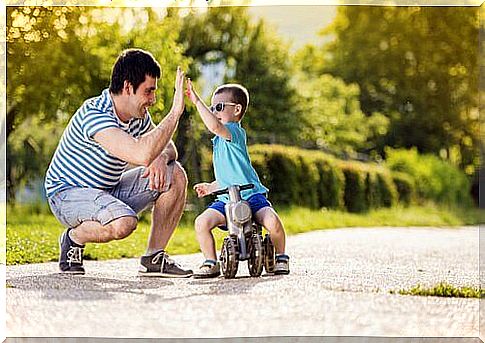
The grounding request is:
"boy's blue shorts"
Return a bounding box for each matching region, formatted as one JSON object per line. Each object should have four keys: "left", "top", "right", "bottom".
{"left": 208, "top": 193, "right": 272, "bottom": 230}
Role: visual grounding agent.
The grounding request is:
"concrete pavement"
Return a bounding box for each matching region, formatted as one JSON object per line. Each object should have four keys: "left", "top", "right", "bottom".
{"left": 5, "top": 226, "right": 481, "bottom": 340}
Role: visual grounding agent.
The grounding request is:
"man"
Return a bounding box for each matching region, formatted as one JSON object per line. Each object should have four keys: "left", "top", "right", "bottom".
{"left": 45, "top": 48, "right": 192, "bottom": 277}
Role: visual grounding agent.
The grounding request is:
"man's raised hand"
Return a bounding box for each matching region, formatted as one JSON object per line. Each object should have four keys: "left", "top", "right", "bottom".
{"left": 171, "top": 66, "right": 185, "bottom": 116}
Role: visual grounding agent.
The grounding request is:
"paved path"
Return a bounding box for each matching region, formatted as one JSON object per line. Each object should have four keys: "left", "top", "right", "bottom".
{"left": 6, "top": 226, "right": 481, "bottom": 339}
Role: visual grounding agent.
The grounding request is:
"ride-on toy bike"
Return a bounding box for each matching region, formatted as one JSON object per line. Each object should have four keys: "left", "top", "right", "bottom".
{"left": 211, "top": 184, "right": 275, "bottom": 279}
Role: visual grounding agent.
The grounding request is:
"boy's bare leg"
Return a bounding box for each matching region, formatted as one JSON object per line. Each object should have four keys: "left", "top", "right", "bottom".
{"left": 254, "top": 207, "right": 286, "bottom": 254}
{"left": 194, "top": 209, "right": 226, "bottom": 261}
{"left": 146, "top": 162, "right": 188, "bottom": 254}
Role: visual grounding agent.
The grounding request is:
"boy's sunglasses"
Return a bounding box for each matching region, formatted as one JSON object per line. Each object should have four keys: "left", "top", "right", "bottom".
{"left": 210, "top": 102, "right": 238, "bottom": 113}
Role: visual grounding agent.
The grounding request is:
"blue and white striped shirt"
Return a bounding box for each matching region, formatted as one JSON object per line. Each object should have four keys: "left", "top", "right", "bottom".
{"left": 44, "top": 89, "right": 153, "bottom": 198}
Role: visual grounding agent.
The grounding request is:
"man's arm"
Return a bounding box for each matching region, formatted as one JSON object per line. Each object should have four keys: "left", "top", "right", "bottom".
{"left": 147, "top": 121, "right": 178, "bottom": 162}
{"left": 93, "top": 68, "right": 185, "bottom": 166}
{"left": 161, "top": 139, "right": 178, "bottom": 162}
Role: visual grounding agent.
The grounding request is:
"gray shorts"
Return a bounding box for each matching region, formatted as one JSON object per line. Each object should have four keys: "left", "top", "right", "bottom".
{"left": 47, "top": 163, "right": 175, "bottom": 228}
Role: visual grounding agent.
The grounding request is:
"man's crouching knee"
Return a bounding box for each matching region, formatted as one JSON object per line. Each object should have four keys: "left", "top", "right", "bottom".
{"left": 108, "top": 216, "right": 138, "bottom": 240}
{"left": 172, "top": 161, "right": 188, "bottom": 192}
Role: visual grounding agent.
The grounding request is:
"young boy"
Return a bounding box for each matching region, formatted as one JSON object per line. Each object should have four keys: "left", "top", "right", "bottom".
{"left": 186, "top": 80, "right": 290, "bottom": 278}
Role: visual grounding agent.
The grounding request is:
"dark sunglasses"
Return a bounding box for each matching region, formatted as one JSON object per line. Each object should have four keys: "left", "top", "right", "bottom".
{"left": 210, "top": 102, "right": 238, "bottom": 113}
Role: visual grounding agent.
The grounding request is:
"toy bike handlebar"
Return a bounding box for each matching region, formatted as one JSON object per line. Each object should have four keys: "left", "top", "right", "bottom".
{"left": 211, "top": 183, "right": 254, "bottom": 196}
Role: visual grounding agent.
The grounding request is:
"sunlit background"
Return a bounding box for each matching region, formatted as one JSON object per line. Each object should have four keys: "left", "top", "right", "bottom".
{"left": 5, "top": 5, "right": 480, "bottom": 212}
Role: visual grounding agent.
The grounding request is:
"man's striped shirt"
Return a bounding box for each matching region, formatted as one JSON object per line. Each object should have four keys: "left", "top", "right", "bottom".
{"left": 44, "top": 89, "right": 153, "bottom": 198}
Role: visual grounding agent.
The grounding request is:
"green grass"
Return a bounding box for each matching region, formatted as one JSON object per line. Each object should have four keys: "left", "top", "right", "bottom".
{"left": 392, "top": 282, "right": 484, "bottom": 298}
{"left": 278, "top": 203, "right": 485, "bottom": 232}
{"left": 6, "top": 203, "right": 484, "bottom": 265}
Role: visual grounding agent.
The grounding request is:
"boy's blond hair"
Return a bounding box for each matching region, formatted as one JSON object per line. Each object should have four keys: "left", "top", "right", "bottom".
{"left": 213, "top": 84, "right": 250, "bottom": 120}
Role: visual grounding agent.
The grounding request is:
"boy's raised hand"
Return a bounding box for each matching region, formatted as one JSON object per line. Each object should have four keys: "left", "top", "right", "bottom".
{"left": 185, "top": 78, "right": 199, "bottom": 105}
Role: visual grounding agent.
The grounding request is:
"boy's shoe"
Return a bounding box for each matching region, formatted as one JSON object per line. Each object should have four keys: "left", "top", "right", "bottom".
{"left": 193, "top": 260, "right": 221, "bottom": 279}
{"left": 274, "top": 254, "right": 290, "bottom": 275}
{"left": 139, "top": 250, "right": 193, "bottom": 278}
{"left": 59, "top": 228, "right": 85, "bottom": 274}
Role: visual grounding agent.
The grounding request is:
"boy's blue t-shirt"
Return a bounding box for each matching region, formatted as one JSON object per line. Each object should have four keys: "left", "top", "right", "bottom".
{"left": 212, "top": 121, "right": 269, "bottom": 203}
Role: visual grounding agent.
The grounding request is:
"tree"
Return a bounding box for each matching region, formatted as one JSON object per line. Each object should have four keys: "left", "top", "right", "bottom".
{"left": 307, "top": 6, "right": 479, "bottom": 174}
{"left": 233, "top": 20, "right": 301, "bottom": 144}
{"left": 291, "top": 72, "right": 389, "bottom": 156}
{"left": 6, "top": 7, "right": 190, "bottom": 201}
{"left": 177, "top": 7, "right": 301, "bottom": 145}
{"left": 7, "top": 7, "right": 108, "bottom": 140}
{"left": 7, "top": 7, "right": 106, "bottom": 200}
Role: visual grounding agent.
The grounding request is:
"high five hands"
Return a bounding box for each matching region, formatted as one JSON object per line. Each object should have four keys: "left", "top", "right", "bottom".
{"left": 172, "top": 68, "right": 203, "bottom": 116}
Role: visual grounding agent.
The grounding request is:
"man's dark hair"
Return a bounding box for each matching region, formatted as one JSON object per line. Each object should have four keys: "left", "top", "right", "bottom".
{"left": 109, "top": 49, "right": 161, "bottom": 95}
{"left": 213, "top": 84, "right": 250, "bottom": 118}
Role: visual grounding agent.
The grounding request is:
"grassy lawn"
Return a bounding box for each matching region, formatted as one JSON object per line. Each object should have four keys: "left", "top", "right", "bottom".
{"left": 6, "top": 203, "right": 484, "bottom": 265}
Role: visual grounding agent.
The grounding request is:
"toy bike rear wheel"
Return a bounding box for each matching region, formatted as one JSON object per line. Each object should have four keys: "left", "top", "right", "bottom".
{"left": 221, "top": 236, "right": 238, "bottom": 279}
{"left": 248, "top": 233, "right": 263, "bottom": 277}
{"left": 263, "top": 233, "right": 275, "bottom": 273}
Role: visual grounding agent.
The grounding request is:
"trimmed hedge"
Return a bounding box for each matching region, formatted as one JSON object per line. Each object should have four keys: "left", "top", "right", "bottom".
{"left": 197, "top": 144, "right": 470, "bottom": 212}
{"left": 314, "top": 159, "right": 345, "bottom": 210}
{"left": 391, "top": 172, "right": 415, "bottom": 205}
{"left": 385, "top": 148, "right": 472, "bottom": 207}
{"left": 339, "top": 162, "right": 368, "bottom": 213}
{"left": 249, "top": 145, "right": 397, "bottom": 213}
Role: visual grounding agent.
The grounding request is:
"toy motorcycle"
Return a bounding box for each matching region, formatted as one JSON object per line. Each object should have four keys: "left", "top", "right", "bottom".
{"left": 211, "top": 184, "right": 275, "bottom": 279}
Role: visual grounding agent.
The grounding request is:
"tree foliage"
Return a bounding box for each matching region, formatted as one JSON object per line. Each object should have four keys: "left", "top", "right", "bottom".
{"left": 7, "top": 7, "right": 106, "bottom": 138}
{"left": 312, "top": 6, "right": 479, "bottom": 174}
{"left": 6, "top": 7, "right": 189, "bottom": 200}
{"left": 8, "top": 5, "right": 477, "bottom": 208}
{"left": 291, "top": 71, "right": 389, "bottom": 156}
{"left": 7, "top": 7, "right": 104, "bottom": 199}
{"left": 178, "top": 7, "right": 301, "bottom": 145}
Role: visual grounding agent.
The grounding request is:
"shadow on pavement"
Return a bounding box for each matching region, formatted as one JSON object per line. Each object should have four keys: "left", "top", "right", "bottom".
{"left": 187, "top": 273, "right": 277, "bottom": 296}
{"left": 6, "top": 273, "right": 174, "bottom": 301}
{"left": 6, "top": 272, "right": 277, "bottom": 302}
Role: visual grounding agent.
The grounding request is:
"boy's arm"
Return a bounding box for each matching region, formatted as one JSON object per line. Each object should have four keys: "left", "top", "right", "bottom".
{"left": 186, "top": 79, "right": 231, "bottom": 141}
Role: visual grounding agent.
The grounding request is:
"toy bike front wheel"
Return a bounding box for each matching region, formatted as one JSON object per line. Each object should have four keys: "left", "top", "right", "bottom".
{"left": 220, "top": 236, "right": 238, "bottom": 279}
{"left": 248, "top": 233, "right": 263, "bottom": 277}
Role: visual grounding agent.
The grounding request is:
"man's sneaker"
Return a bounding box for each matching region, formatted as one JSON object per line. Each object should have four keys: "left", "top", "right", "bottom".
{"left": 193, "top": 260, "right": 221, "bottom": 279}
{"left": 139, "top": 250, "right": 193, "bottom": 278}
{"left": 274, "top": 254, "right": 290, "bottom": 275}
{"left": 59, "top": 228, "right": 85, "bottom": 274}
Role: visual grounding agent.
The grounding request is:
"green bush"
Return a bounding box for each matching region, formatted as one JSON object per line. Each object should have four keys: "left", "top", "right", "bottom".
{"left": 385, "top": 148, "right": 472, "bottom": 207}
{"left": 377, "top": 171, "right": 398, "bottom": 207}
{"left": 297, "top": 156, "right": 320, "bottom": 208}
{"left": 250, "top": 153, "right": 271, "bottom": 186}
{"left": 198, "top": 144, "right": 472, "bottom": 212}
{"left": 392, "top": 172, "right": 415, "bottom": 205}
{"left": 365, "top": 172, "right": 381, "bottom": 209}
{"left": 340, "top": 162, "right": 368, "bottom": 213}
{"left": 250, "top": 145, "right": 342, "bottom": 208}
{"left": 265, "top": 150, "right": 300, "bottom": 205}
{"left": 315, "top": 159, "right": 345, "bottom": 209}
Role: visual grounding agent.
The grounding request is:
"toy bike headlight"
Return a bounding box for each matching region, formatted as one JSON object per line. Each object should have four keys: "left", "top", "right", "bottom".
{"left": 232, "top": 202, "right": 251, "bottom": 224}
